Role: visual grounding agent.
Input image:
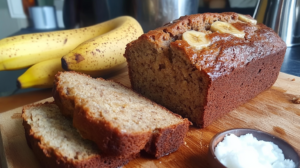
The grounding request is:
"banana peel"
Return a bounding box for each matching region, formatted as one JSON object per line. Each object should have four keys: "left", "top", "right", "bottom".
{"left": 0, "top": 16, "right": 136, "bottom": 70}
{"left": 61, "top": 16, "right": 143, "bottom": 72}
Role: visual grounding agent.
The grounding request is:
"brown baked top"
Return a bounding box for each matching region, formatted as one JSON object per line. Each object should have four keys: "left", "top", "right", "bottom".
{"left": 131, "top": 12, "right": 287, "bottom": 80}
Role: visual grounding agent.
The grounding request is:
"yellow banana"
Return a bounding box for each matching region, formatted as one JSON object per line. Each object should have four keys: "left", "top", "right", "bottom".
{"left": 61, "top": 16, "right": 143, "bottom": 73}
{"left": 17, "top": 58, "right": 63, "bottom": 89}
{"left": 182, "top": 30, "right": 210, "bottom": 50}
{"left": 210, "top": 21, "right": 245, "bottom": 38}
{"left": 17, "top": 58, "right": 127, "bottom": 89}
{"left": 0, "top": 16, "right": 127, "bottom": 70}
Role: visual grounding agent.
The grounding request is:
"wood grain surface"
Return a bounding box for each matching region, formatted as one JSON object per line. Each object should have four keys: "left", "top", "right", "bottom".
{"left": 0, "top": 71, "right": 300, "bottom": 168}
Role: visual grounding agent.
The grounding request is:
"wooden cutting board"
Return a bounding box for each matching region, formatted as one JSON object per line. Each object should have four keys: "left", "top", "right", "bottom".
{"left": 0, "top": 71, "right": 300, "bottom": 168}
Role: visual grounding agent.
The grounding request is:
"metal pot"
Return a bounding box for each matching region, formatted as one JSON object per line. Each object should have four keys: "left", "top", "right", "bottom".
{"left": 133, "top": 0, "right": 199, "bottom": 33}
{"left": 254, "top": 0, "right": 300, "bottom": 47}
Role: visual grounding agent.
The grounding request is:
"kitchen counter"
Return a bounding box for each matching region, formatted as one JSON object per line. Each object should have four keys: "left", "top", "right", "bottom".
{"left": 280, "top": 46, "right": 300, "bottom": 77}
{"left": 1, "top": 69, "right": 300, "bottom": 168}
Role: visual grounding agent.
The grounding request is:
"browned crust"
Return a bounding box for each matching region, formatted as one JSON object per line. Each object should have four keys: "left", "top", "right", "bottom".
{"left": 124, "top": 12, "right": 239, "bottom": 52}
{"left": 144, "top": 119, "right": 190, "bottom": 158}
{"left": 22, "top": 102, "right": 138, "bottom": 168}
{"left": 202, "top": 48, "right": 286, "bottom": 127}
{"left": 138, "top": 12, "right": 239, "bottom": 44}
{"left": 124, "top": 12, "right": 287, "bottom": 128}
{"left": 53, "top": 71, "right": 191, "bottom": 157}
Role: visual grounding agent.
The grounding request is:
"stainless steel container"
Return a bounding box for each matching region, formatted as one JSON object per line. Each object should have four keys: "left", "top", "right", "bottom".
{"left": 133, "top": 0, "right": 199, "bottom": 32}
{"left": 254, "top": 0, "right": 300, "bottom": 47}
{"left": 29, "top": 6, "right": 58, "bottom": 29}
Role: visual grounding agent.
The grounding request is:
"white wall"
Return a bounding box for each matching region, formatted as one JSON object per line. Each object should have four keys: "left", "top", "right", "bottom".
{"left": 0, "top": 0, "right": 64, "bottom": 39}
{"left": 0, "top": 0, "right": 28, "bottom": 39}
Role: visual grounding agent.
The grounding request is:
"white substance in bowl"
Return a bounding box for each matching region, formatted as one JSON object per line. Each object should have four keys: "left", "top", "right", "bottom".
{"left": 215, "top": 134, "right": 296, "bottom": 168}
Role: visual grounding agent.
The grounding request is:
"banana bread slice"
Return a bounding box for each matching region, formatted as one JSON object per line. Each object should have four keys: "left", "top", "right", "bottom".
{"left": 124, "top": 12, "right": 287, "bottom": 128}
{"left": 53, "top": 71, "right": 191, "bottom": 158}
{"left": 22, "top": 102, "right": 138, "bottom": 168}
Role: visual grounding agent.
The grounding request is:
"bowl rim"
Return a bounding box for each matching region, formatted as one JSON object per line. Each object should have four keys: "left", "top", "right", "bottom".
{"left": 209, "top": 128, "right": 300, "bottom": 168}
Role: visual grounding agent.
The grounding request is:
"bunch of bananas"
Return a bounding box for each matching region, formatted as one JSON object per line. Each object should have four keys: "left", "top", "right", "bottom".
{"left": 0, "top": 16, "right": 143, "bottom": 89}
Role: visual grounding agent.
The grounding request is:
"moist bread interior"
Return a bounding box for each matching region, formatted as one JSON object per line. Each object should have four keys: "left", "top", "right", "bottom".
{"left": 23, "top": 103, "right": 98, "bottom": 160}
{"left": 58, "top": 72, "right": 183, "bottom": 132}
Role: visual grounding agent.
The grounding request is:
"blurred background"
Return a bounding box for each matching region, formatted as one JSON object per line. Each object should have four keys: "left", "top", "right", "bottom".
{"left": 0, "top": 0, "right": 258, "bottom": 39}
{"left": 1, "top": 0, "right": 290, "bottom": 97}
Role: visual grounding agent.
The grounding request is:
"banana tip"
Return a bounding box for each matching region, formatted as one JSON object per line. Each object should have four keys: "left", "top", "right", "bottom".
{"left": 17, "top": 80, "right": 22, "bottom": 89}
{"left": 61, "top": 58, "right": 69, "bottom": 71}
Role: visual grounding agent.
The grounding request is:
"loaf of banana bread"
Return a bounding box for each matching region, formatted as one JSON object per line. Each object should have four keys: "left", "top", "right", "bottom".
{"left": 124, "top": 12, "right": 287, "bottom": 128}
{"left": 22, "top": 102, "right": 138, "bottom": 168}
{"left": 53, "top": 71, "right": 190, "bottom": 158}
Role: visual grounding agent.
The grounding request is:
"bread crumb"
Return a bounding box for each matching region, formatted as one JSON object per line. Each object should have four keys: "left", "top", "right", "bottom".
{"left": 291, "top": 78, "right": 295, "bottom": 81}
{"left": 292, "top": 97, "right": 300, "bottom": 104}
